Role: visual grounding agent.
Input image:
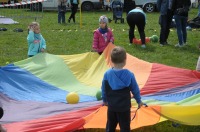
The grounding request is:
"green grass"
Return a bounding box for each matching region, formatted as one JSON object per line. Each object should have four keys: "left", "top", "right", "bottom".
{"left": 0, "top": 8, "right": 200, "bottom": 131}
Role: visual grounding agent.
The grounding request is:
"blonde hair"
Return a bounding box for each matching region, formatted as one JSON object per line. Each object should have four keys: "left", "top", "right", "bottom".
{"left": 28, "top": 22, "right": 40, "bottom": 30}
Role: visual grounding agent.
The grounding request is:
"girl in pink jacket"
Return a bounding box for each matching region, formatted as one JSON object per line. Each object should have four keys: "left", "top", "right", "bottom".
{"left": 92, "top": 15, "right": 114, "bottom": 54}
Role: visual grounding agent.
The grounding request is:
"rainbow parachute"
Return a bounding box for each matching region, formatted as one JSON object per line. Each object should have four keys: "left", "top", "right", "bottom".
{"left": 1, "top": 44, "right": 200, "bottom": 132}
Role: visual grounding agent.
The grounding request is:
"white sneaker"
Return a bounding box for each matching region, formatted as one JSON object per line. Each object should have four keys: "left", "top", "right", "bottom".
{"left": 141, "top": 44, "right": 146, "bottom": 48}
{"left": 183, "top": 42, "right": 188, "bottom": 46}
{"left": 175, "top": 43, "right": 183, "bottom": 47}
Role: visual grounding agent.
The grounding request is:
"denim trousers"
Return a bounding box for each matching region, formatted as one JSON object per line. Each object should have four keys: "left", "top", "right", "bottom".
{"left": 58, "top": 6, "right": 66, "bottom": 23}
{"left": 174, "top": 15, "right": 187, "bottom": 45}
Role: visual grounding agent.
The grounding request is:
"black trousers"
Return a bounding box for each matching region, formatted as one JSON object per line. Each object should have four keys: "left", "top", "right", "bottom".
{"left": 127, "top": 12, "right": 146, "bottom": 44}
{"left": 69, "top": 4, "right": 78, "bottom": 22}
{"left": 159, "top": 9, "right": 173, "bottom": 44}
{"left": 106, "top": 110, "right": 130, "bottom": 132}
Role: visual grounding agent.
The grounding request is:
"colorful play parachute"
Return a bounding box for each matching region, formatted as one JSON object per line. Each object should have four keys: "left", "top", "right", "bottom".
{"left": 1, "top": 43, "right": 200, "bottom": 132}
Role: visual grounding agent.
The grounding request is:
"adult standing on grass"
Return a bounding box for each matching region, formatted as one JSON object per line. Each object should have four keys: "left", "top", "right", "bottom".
{"left": 172, "top": 0, "right": 191, "bottom": 47}
{"left": 27, "top": 22, "right": 46, "bottom": 57}
{"left": 68, "top": 0, "right": 79, "bottom": 23}
{"left": 58, "top": 0, "right": 67, "bottom": 24}
{"left": 126, "top": 7, "right": 147, "bottom": 48}
{"left": 157, "top": 0, "right": 174, "bottom": 46}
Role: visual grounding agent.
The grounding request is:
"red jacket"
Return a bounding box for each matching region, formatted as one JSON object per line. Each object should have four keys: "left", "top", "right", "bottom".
{"left": 92, "top": 28, "right": 114, "bottom": 53}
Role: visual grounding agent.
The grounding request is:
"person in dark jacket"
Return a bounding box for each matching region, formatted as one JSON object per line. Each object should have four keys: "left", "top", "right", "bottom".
{"left": 68, "top": 0, "right": 79, "bottom": 23}
{"left": 101, "top": 46, "right": 144, "bottom": 132}
{"left": 172, "top": 0, "right": 191, "bottom": 47}
{"left": 157, "top": 0, "right": 175, "bottom": 46}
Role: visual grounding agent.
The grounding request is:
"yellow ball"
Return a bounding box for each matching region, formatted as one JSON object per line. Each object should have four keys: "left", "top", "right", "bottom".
{"left": 66, "top": 92, "right": 79, "bottom": 104}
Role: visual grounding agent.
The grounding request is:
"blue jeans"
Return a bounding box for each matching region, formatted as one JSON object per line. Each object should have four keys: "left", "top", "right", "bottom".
{"left": 198, "top": 5, "right": 200, "bottom": 17}
{"left": 58, "top": 6, "right": 66, "bottom": 23}
{"left": 174, "top": 15, "right": 187, "bottom": 45}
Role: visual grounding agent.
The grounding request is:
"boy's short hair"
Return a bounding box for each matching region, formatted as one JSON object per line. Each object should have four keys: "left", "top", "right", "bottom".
{"left": 111, "top": 46, "right": 126, "bottom": 64}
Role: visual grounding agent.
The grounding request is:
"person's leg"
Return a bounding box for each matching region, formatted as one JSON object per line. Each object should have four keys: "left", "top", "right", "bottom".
{"left": 61, "top": 12, "right": 66, "bottom": 23}
{"left": 174, "top": 15, "right": 183, "bottom": 45}
{"left": 61, "top": 6, "right": 66, "bottom": 23}
{"left": 71, "top": 5, "right": 78, "bottom": 23}
{"left": 198, "top": 4, "right": 200, "bottom": 17}
{"left": 165, "top": 10, "right": 173, "bottom": 42}
{"left": 68, "top": 8, "right": 73, "bottom": 23}
{"left": 106, "top": 110, "right": 118, "bottom": 132}
{"left": 118, "top": 111, "right": 130, "bottom": 132}
{"left": 126, "top": 13, "right": 136, "bottom": 43}
{"left": 159, "top": 15, "right": 167, "bottom": 45}
{"left": 181, "top": 16, "right": 187, "bottom": 44}
{"left": 136, "top": 13, "right": 145, "bottom": 45}
{"left": 69, "top": 6, "right": 75, "bottom": 23}
{"left": 58, "top": 6, "right": 61, "bottom": 23}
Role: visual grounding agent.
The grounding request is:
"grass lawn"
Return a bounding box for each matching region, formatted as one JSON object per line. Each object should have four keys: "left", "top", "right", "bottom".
{"left": 0, "top": 8, "right": 200, "bottom": 131}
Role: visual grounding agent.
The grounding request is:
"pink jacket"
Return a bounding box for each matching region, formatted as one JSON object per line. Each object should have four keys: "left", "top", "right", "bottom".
{"left": 92, "top": 28, "right": 114, "bottom": 53}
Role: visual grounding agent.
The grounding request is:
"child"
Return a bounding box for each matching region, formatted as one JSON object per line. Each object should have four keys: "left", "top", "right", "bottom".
{"left": 27, "top": 22, "right": 46, "bottom": 57}
{"left": 57, "top": 0, "right": 67, "bottom": 24}
{"left": 101, "top": 46, "right": 144, "bottom": 132}
{"left": 127, "top": 7, "right": 146, "bottom": 48}
{"left": 92, "top": 15, "right": 114, "bottom": 54}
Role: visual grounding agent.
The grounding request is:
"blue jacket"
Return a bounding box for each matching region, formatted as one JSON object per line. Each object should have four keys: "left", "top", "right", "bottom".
{"left": 101, "top": 68, "right": 142, "bottom": 104}
{"left": 27, "top": 31, "right": 46, "bottom": 56}
{"left": 157, "top": 0, "right": 169, "bottom": 15}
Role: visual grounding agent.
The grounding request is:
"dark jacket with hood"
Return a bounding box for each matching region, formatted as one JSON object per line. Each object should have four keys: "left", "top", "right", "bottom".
{"left": 101, "top": 68, "right": 142, "bottom": 112}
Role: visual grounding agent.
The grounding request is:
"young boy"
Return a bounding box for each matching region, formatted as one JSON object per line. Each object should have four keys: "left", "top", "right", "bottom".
{"left": 101, "top": 46, "right": 144, "bottom": 132}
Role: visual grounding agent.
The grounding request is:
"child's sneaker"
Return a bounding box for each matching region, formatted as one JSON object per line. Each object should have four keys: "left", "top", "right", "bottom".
{"left": 141, "top": 44, "right": 146, "bottom": 48}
